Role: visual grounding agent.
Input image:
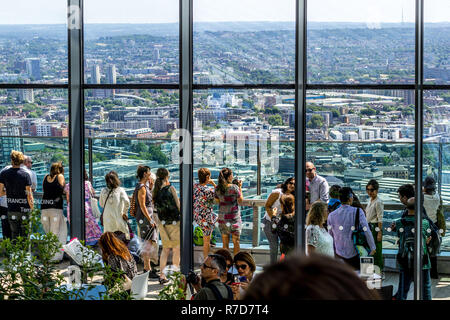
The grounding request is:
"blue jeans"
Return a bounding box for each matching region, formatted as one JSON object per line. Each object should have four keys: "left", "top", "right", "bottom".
{"left": 263, "top": 219, "right": 279, "bottom": 264}
{"left": 395, "top": 269, "right": 432, "bottom": 300}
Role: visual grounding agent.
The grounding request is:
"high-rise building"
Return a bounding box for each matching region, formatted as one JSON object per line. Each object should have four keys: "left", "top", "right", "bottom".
{"left": 153, "top": 47, "right": 160, "bottom": 63}
{"left": 105, "top": 64, "right": 117, "bottom": 97}
{"left": 0, "top": 126, "right": 23, "bottom": 167}
{"left": 91, "top": 64, "right": 101, "bottom": 84}
{"left": 25, "top": 58, "right": 41, "bottom": 80}
{"left": 19, "top": 80, "right": 34, "bottom": 103}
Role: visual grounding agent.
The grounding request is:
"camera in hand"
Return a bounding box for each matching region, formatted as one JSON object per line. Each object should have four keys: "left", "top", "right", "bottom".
{"left": 186, "top": 270, "right": 200, "bottom": 285}
{"left": 232, "top": 178, "right": 241, "bottom": 185}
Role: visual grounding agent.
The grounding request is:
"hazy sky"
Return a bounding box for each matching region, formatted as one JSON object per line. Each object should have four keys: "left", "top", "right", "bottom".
{"left": 0, "top": 0, "right": 448, "bottom": 24}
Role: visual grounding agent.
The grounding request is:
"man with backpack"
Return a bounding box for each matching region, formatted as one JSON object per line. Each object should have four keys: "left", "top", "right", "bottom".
{"left": 193, "top": 254, "right": 233, "bottom": 300}
{"left": 392, "top": 197, "right": 432, "bottom": 300}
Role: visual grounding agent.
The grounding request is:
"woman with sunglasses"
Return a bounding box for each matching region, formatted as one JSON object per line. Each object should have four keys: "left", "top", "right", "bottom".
{"left": 365, "top": 179, "right": 384, "bottom": 276}
{"left": 231, "top": 251, "right": 256, "bottom": 299}
{"left": 263, "top": 177, "right": 295, "bottom": 265}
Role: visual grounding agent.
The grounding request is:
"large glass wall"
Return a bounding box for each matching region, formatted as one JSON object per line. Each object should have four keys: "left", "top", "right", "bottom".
{"left": 0, "top": 0, "right": 448, "bottom": 301}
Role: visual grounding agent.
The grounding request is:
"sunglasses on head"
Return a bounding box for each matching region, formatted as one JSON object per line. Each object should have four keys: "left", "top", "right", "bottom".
{"left": 202, "top": 263, "right": 216, "bottom": 270}
{"left": 236, "top": 264, "right": 248, "bottom": 270}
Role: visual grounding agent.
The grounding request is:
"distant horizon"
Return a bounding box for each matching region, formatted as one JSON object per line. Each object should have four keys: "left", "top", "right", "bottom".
{"left": 0, "top": 21, "right": 449, "bottom": 26}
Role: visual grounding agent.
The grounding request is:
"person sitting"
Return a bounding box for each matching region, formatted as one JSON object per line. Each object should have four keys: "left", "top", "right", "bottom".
{"left": 231, "top": 251, "right": 256, "bottom": 299}
{"left": 193, "top": 254, "right": 233, "bottom": 300}
{"left": 242, "top": 254, "right": 380, "bottom": 300}
{"left": 98, "top": 232, "right": 137, "bottom": 292}
{"left": 215, "top": 248, "right": 235, "bottom": 285}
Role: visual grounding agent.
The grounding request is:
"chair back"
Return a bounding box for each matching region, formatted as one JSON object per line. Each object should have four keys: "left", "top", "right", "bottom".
{"left": 131, "top": 271, "right": 149, "bottom": 300}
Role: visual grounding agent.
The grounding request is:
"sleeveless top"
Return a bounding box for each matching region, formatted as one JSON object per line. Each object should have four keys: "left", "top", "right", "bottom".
{"left": 264, "top": 188, "right": 283, "bottom": 221}
{"left": 41, "top": 175, "right": 64, "bottom": 210}
{"left": 134, "top": 183, "right": 153, "bottom": 222}
{"left": 154, "top": 185, "right": 180, "bottom": 223}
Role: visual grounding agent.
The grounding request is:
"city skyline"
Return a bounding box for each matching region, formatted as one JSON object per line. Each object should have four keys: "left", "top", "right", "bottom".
{"left": 0, "top": 0, "right": 449, "bottom": 24}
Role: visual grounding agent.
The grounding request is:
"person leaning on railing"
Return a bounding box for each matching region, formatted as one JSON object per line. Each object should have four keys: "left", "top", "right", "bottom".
{"left": 264, "top": 177, "right": 295, "bottom": 265}
{"left": 214, "top": 168, "right": 244, "bottom": 256}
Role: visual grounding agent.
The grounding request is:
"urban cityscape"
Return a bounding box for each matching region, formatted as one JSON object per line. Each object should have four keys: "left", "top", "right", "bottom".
{"left": 0, "top": 21, "right": 448, "bottom": 249}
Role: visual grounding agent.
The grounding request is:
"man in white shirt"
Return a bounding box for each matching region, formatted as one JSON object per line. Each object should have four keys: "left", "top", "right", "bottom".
{"left": 23, "top": 156, "right": 37, "bottom": 192}
{"left": 306, "top": 161, "right": 329, "bottom": 204}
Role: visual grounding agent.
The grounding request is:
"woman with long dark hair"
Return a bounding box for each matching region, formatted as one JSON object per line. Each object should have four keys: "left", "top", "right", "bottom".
{"left": 41, "top": 162, "right": 67, "bottom": 262}
{"left": 264, "top": 177, "right": 295, "bottom": 264}
{"left": 153, "top": 167, "right": 181, "bottom": 284}
{"left": 133, "top": 165, "right": 159, "bottom": 279}
{"left": 215, "top": 168, "right": 243, "bottom": 256}
{"left": 193, "top": 168, "right": 218, "bottom": 260}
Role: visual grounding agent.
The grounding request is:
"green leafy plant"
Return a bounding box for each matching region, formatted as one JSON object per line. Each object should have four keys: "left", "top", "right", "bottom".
{"left": 158, "top": 272, "right": 187, "bottom": 300}
{"left": 0, "top": 208, "right": 132, "bottom": 300}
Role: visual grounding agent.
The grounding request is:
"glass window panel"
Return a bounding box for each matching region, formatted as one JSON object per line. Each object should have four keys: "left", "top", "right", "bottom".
{"left": 0, "top": 136, "right": 69, "bottom": 239}
{"left": 424, "top": 0, "right": 450, "bottom": 84}
{"left": 193, "top": 0, "right": 295, "bottom": 84}
{"left": 84, "top": 0, "right": 179, "bottom": 84}
{"left": 193, "top": 89, "right": 295, "bottom": 248}
{"left": 0, "top": 0, "right": 67, "bottom": 84}
{"left": 424, "top": 90, "right": 449, "bottom": 256}
{"left": 306, "top": 89, "right": 415, "bottom": 142}
{"left": 307, "top": 0, "right": 415, "bottom": 84}
{"left": 84, "top": 89, "right": 178, "bottom": 139}
{"left": 0, "top": 89, "right": 68, "bottom": 140}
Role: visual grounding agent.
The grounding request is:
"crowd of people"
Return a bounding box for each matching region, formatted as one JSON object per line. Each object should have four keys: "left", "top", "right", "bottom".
{"left": 0, "top": 151, "right": 445, "bottom": 300}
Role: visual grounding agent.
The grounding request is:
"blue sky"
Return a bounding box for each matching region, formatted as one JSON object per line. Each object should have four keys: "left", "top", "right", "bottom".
{"left": 0, "top": 0, "right": 448, "bottom": 24}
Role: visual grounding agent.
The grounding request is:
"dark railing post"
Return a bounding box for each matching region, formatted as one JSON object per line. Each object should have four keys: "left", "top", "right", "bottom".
{"left": 438, "top": 142, "right": 442, "bottom": 195}
{"left": 179, "top": 0, "right": 194, "bottom": 274}
{"left": 414, "top": 0, "right": 424, "bottom": 300}
{"left": 294, "top": 0, "right": 307, "bottom": 254}
{"left": 68, "top": 0, "right": 85, "bottom": 241}
{"left": 88, "top": 137, "right": 93, "bottom": 184}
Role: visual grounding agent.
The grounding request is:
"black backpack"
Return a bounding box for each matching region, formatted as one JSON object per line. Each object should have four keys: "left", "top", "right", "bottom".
{"left": 396, "top": 218, "right": 427, "bottom": 270}
{"left": 204, "top": 282, "right": 233, "bottom": 300}
{"left": 276, "top": 214, "right": 295, "bottom": 247}
{"left": 154, "top": 185, "right": 180, "bottom": 223}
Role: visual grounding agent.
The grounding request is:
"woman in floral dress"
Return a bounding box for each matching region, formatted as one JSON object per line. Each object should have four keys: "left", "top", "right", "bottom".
{"left": 193, "top": 168, "right": 218, "bottom": 259}
{"left": 64, "top": 170, "right": 102, "bottom": 246}
{"left": 215, "top": 167, "right": 244, "bottom": 256}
